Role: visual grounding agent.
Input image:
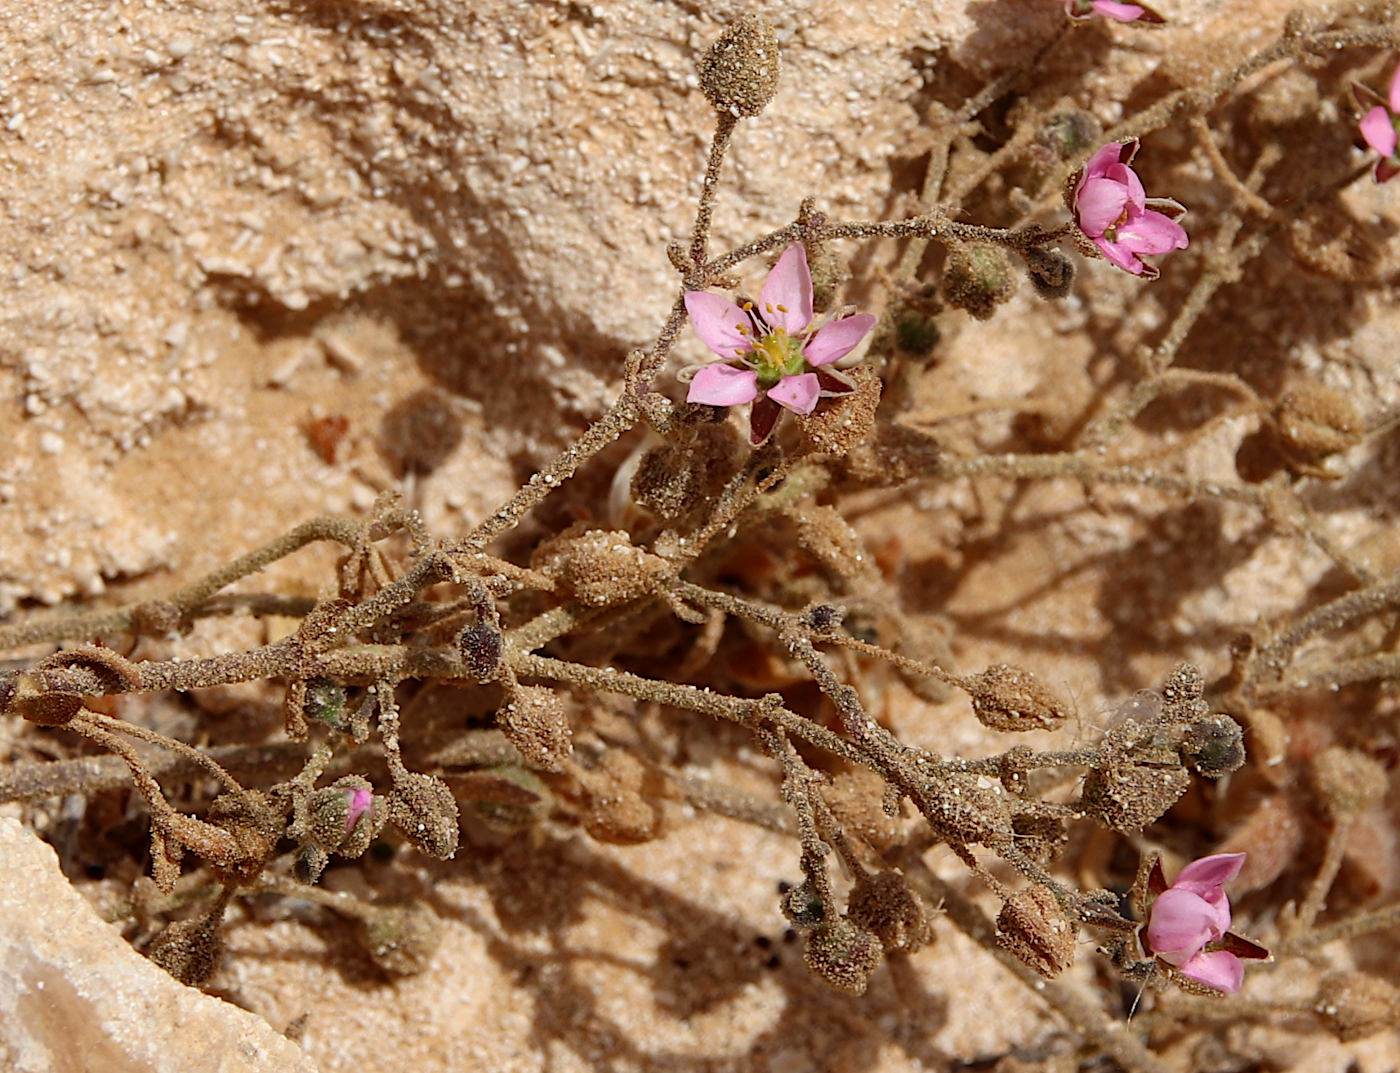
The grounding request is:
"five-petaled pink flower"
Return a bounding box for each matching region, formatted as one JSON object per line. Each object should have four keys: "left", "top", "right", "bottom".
{"left": 683, "top": 244, "right": 876, "bottom": 444}
{"left": 1142, "top": 852, "right": 1266, "bottom": 993}
{"left": 1063, "top": 0, "right": 1164, "bottom": 24}
{"left": 1071, "top": 140, "right": 1189, "bottom": 279}
{"left": 1355, "top": 62, "right": 1400, "bottom": 183}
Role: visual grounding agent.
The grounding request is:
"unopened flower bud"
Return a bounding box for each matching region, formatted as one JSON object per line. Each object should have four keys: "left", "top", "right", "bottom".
{"left": 387, "top": 771, "right": 459, "bottom": 860}
{"left": 846, "top": 871, "right": 932, "bottom": 953}
{"left": 698, "top": 15, "right": 780, "bottom": 119}
{"left": 943, "top": 244, "right": 1017, "bottom": 320}
{"left": 1161, "top": 661, "right": 1205, "bottom": 711}
{"left": 1315, "top": 971, "right": 1400, "bottom": 1041}
{"left": 1312, "top": 746, "right": 1388, "bottom": 818}
{"left": 458, "top": 622, "right": 502, "bottom": 682}
{"left": 308, "top": 776, "right": 382, "bottom": 858}
{"left": 500, "top": 684, "right": 573, "bottom": 771}
{"left": 1081, "top": 763, "right": 1191, "bottom": 834}
{"left": 780, "top": 878, "right": 826, "bottom": 928}
{"left": 1179, "top": 715, "right": 1245, "bottom": 778}
{"left": 293, "top": 843, "right": 331, "bottom": 885}
{"left": 302, "top": 677, "right": 347, "bottom": 730}
{"left": 356, "top": 901, "right": 443, "bottom": 976}
{"left": 996, "top": 886, "right": 1076, "bottom": 978}
{"left": 1023, "top": 247, "right": 1075, "bottom": 300}
{"left": 803, "top": 917, "right": 884, "bottom": 995}
{"left": 968, "top": 664, "right": 1069, "bottom": 732}
{"left": 146, "top": 915, "right": 225, "bottom": 987}
{"left": 1275, "top": 382, "right": 1363, "bottom": 465}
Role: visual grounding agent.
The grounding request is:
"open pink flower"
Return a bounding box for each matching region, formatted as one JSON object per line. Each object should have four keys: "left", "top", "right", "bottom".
{"left": 1071, "top": 140, "right": 1188, "bottom": 279}
{"left": 683, "top": 244, "right": 876, "bottom": 444}
{"left": 1064, "top": 0, "right": 1164, "bottom": 24}
{"left": 1142, "top": 852, "right": 1266, "bottom": 993}
{"left": 1355, "top": 63, "right": 1400, "bottom": 183}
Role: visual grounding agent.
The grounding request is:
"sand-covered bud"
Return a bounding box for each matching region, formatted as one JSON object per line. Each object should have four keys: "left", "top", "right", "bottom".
{"left": 846, "top": 871, "right": 933, "bottom": 953}
{"left": 308, "top": 776, "right": 381, "bottom": 858}
{"left": 458, "top": 622, "right": 502, "bottom": 682}
{"left": 780, "top": 878, "right": 827, "bottom": 928}
{"left": 580, "top": 750, "right": 664, "bottom": 845}
{"left": 920, "top": 771, "right": 1014, "bottom": 846}
{"left": 302, "top": 677, "right": 348, "bottom": 730}
{"left": 387, "top": 772, "right": 459, "bottom": 860}
{"left": 968, "top": 664, "right": 1069, "bottom": 732}
{"left": 146, "top": 916, "right": 225, "bottom": 987}
{"left": 500, "top": 684, "right": 573, "bottom": 771}
{"left": 1315, "top": 971, "right": 1400, "bottom": 1041}
{"left": 803, "top": 917, "right": 884, "bottom": 995}
{"left": 797, "top": 365, "right": 882, "bottom": 456}
{"left": 1312, "top": 746, "right": 1388, "bottom": 817}
{"left": 293, "top": 843, "right": 331, "bottom": 885}
{"left": 943, "top": 244, "right": 1017, "bottom": 320}
{"left": 698, "top": 14, "right": 780, "bottom": 118}
{"left": 1179, "top": 715, "right": 1245, "bottom": 778}
{"left": 356, "top": 901, "right": 443, "bottom": 976}
{"left": 996, "top": 886, "right": 1076, "bottom": 978}
{"left": 1023, "top": 247, "right": 1075, "bottom": 300}
{"left": 535, "top": 527, "right": 668, "bottom": 608}
{"left": 1082, "top": 763, "right": 1191, "bottom": 834}
{"left": 1275, "top": 382, "right": 1363, "bottom": 465}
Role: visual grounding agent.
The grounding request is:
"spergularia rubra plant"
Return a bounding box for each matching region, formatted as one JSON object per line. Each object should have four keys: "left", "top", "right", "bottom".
{"left": 683, "top": 243, "right": 876, "bottom": 443}
{"left": 1071, "top": 140, "right": 1188, "bottom": 279}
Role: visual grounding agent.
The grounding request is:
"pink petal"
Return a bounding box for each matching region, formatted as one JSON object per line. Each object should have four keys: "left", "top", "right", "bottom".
{"left": 347, "top": 788, "right": 374, "bottom": 832}
{"left": 1083, "top": 142, "right": 1130, "bottom": 183}
{"left": 758, "top": 244, "right": 814, "bottom": 335}
{"left": 1360, "top": 105, "right": 1398, "bottom": 159}
{"left": 1389, "top": 64, "right": 1400, "bottom": 114}
{"left": 1105, "top": 162, "right": 1147, "bottom": 210}
{"left": 1172, "top": 853, "right": 1245, "bottom": 895}
{"left": 767, "top": 372, "right": 821, "bottom": 414}
{"left": 1076, "top": 176, "right": 1131, "bottom": 236}
{"left": 1145, "top": 888, "right": 1220, "bottom": 963}
{"left": 803, "top": 313, "right": 876, "bottom": 366}
{"left": 1177, "top": 950, "right": 1244, "bottom": 993}
{"left": 687, "top": 363, "right": 759, "bottom": 406}
{"left": 685, "top": 291, "right": 756, "bottom": 359}
{"left": 1091, "top": 1, "right": 1147, "bottom": 22}
{"left": 1119, "top": 208, "right": 1189, "bottom": 254}
{"left": 1093, "top": 235, "right": 1145, "bottom": 275}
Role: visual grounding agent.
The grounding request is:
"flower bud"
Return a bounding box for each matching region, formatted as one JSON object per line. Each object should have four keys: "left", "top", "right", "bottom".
{"left": 780, "top": 878, "right": 826, "bottom": 928}
{"left": 458, "top": 622, "right": 502, "bottom": 682}
{"left": 293, "top": 843, "right": 331, "bottom": 885}
{"left": 308, "top": 776, "right": 382, "bottom": 858}
{"left": 356, "top": 901, "right": 442, "bottom": 976}
{"left": 698, "top": 15, "right": 780, "bottom": 119}
{"left": 1312, "top": 746, "right": 1388, "bottom": 818}
{"left": 499, "top": 684, "right": 573, "bottom": 771}
{"left": 1161, "top": 661, "right": 1205, "bottom": 711}
{"left": 1081, "top": 763, "right": 1191, "bottom": 834}
{"left": 1315, "top": 971, "right": 1400, "bottom": 1041}
{"left": 1179, "top": 715, "right": 1245, "bottom": 778}
{"left": 846, "top": 871, "right": 932, "bottom": 953}
{"left": 803, "top": 917, "right": 884, "bottom": 995}
{"left": 302, "top": 677, "right": 347, "bottom": 730}
{"left": 1275, "top": 382, "right": 1363, "bottom": 466}
{"left": 387, "top": 771, "right": 459, "bottom": 860}
{"left": 146, "top": 916, "right": 225, "bottom": 987}
{"left": 1023, "top": 247, "right": 1075, "bottom": 300}
{"left": 968, "top": 664, "right": 1069, "bottom": 733}
{"left": 996, "top": 886, "right": 1076, "bottom": 978}
{"left": 942, "top": 244, "right": 1017, "bottom": 320}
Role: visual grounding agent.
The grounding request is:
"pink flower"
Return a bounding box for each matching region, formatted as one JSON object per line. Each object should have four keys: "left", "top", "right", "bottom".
{"left": 1142, "top": 852, "right": 1266, "bottom": 993}
{"left": 1071, "top": 140, "right": 1188, "bottom": 279}
{"left": 683, "top": 244, "right": 876, "bottom": 444}
{"left": 346, "top": 788, "right": 374, "bottom": 833}
{"left": 1355, "top": 63, "right": 1400, "bottom": 183}
{"left": 1064, "top": 0, "right": 1165, "bottom": 23}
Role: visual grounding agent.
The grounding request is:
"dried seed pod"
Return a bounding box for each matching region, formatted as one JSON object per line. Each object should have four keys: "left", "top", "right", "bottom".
{"left": 996, "top": 886, "right": 1076, "bottom": 978}
{"left": 1312, "top": 746, "right": 1388, "bottom": 818}
{"left": 458, "top": 622, "right": 502, "bottom": 682}
{"left": 796, "top": 365, "right": 882, "bottom": 456}
{"left": 1179, "top": 715, "right": 1245, "bottom": 778}
{"left": 803, "top": 917, "right": 884, "bottom": 995}
{"left": 534, "top": 527, "right": 668, "bottom": 607}
{"left": 293, "top": 843, "right": 331, "bottom": 886}
{"left": 968, "top": 664, "right": 1068, "bottom": 733}
{"left": 697, "top": 14, "right": 780, "bottom": 118}
{"left": 499, "top": 684, "right": 573, "bottom": 771}
{"left": 942, "top": 244, "right": 1018, "bottom": 320}
{"left": 387, "top": 772, "right": 459, "bottom": 860}
{"left": 1315, "top": 971, "right": 1400, "bottom": 1041}
{"left": 204, "top": 790, "right": 282, "bottom": 885}
{"left": 846, "top": 871, "right": 932, "bottom": 953}
{"left": 917, "top": 771, "right": 1014, "bottom": 846}
{"left": 1012, "top": 813, "right": 1070, "bottom": 865}
{"left": 1081, "top": 763, "right": 1191, "bottom": 834}
{"left": 356, "top": 901, "right": 443, "bottom": 976}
